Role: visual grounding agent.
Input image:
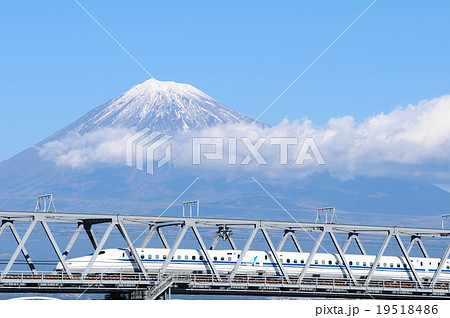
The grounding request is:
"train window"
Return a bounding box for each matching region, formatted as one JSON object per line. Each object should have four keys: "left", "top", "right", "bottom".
{"left": 228, "top": 257, "right": 231, "bottom": 261}
{"left": 199, "top": 256, "right": 204, "bottom": 261}
{"left": 370, "top": 262, "right": 373, "bottom": 266}
{"left": 301, "top": 259, "right": 305, "bottom": 264}
{"left": 429, "top": 262, "right": 432, "bottom": 265}
{"left": 185, "top": 255, "right": 189, "bottom": 260}
{"left": 314, "top": 260, "right": 318, "bottom": 265}
{"left": 420, "top": 262, "right": 423, "bottom": 266}
{"left": 148, "top": 255, "right": 152, "bottom": 259}
{"left": 390, "top": 263, "right": 394, "bottom": 268}
{"left": 221, "top": 257, "right": 225, "bottom": 261}
{"left": 123, "top": 253, "right": 125, "bottom": 257}
{"left": 265, "top": 255, "right": 268, "bottom": 260}
{"left": 356, "top": 262, "right": 360, "bottom": 266}
{"left": 192, "top": 256, "right": 196, "bottom": 260}
{"left": 447, "top": 266, "right": 450, "bottom": 270}
{"left": 383, "top": 263, "right": 387, "bottom": 267}
{"left": 214, "top": 256, "right": 217, "bottom": 261}
{"left": 349, "top": 261, "right": 353, "bottom": 266}
{"left": 363, "top": 262, "right": 366, "bottom": 266}
{"left": 287, "top": 259, "right": 290, "bottom": 263}
{"left": 280, "top": 259, "right": 283, "bottom": 263}
{"left": 328, "top": 260, "right": 332, "bottom": 265}
{"left": 155, "top": 255, "right": 159, "bottom": 259}
{"left": 99, "top": 251, "right": 105, "bottom": 255}
{"left": 294, "top": 259, "right": 298, "bottom": 264}
{"left": 321, "top": 260, "right": 325, "bottom": 265}
{"left": 335, "top": 261, "right": 339, "bottom": 265}
{"left": 140, "top": 255, "right": 144, "bottom": 259}
{"left": 397, "top": 263, "right": 401, "bottom": 268}
{"left": 163, "top": 255, "right": 167, "bottom": 260}
{"left": 177, "top": 255, "right": 181, "bottom": 260}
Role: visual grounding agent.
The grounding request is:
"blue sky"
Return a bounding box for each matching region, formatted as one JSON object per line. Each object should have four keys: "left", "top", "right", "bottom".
{"left": 1, "top": 1, "right": 449, "bottom": 162}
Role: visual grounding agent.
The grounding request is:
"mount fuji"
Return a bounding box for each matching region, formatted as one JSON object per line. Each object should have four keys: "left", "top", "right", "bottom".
{"left": 0, "top": 79, "right": 449, "bottom": 227}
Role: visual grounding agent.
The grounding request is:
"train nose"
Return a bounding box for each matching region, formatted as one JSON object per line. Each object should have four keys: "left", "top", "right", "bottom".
{"left": 55, "top": 262, "right": 63, "bottom": 271}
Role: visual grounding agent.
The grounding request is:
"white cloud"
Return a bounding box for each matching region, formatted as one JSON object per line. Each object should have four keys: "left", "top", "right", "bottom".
{"left": 37, "top": 95, "right": 450, "bottom": 186}
{"left": 37, "top": 127, "right": 134, "bottom": 168}
{"left": 323, "top": 95, "right": 450, "bottom": 177}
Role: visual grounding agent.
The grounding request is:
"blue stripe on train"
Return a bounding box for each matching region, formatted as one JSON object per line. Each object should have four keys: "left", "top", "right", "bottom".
{"left": 114, "top": 258, "right": 450, "bottom": 273}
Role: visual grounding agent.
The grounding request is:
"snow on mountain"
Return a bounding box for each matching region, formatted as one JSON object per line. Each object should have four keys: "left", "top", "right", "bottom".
{"left": 48, "top": 79, "right": 264, "bottom": 142}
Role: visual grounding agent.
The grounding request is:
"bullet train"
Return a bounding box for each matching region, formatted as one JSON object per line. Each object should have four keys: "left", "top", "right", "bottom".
{"left": 56, "top": 248, "right": 450, "bottom": 282}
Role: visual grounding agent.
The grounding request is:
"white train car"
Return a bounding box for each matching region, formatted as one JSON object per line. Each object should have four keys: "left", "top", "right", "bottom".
{"left": 56, "top": 248, "right": 450, "bottom": 282}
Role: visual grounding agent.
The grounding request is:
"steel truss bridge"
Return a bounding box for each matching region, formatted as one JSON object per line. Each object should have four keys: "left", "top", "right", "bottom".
{"left": 1, "top": 210, "right": 450, "bottom": 300}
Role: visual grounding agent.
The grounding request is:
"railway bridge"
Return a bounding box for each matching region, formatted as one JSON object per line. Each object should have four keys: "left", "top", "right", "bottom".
{"left": 0, "top": 210, "right": 450, "bottom": 300}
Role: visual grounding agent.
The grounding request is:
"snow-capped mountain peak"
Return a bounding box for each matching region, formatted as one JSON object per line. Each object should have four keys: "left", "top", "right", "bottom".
{"left": 52, "top": 78, "right": 263, "bottom": 139}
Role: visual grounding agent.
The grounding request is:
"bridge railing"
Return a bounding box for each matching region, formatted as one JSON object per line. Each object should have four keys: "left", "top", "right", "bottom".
{"left": 1, "top": 270, "right": 450, "bottom": 297}
{"left": 0, "top": 271, "right": 153, "bottom": 285}
{"left": 160, "top": 272, "right": 450, "bottom": 293}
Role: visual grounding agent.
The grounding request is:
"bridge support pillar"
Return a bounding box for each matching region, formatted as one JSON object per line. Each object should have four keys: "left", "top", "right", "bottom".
{"left": 364, "top": 232, "right": 391, "bottom": 286}
{"left": 83, "top": 222, "right": 98, "bottom": 250}
{"left": 277, "top": 230, "right": 302, "bottom": 252}
{"left": 394, "top": 234, "right": 423, "bottom": 288}
{"left": 329, "top": 232, "right": 358, "bottom": 285}
{"left": 430, "top": 242, "right": 450, "bottom": 288}
{"left": 210, "top": 225, "right": 236, "bottom": 250}
{"left": 1, "top": 221, "right": 38, "bottom": 275}
{"left": 406, "top": 235, "right": 429, "bottom": 258}
{"left": 342, "top": 232, "right": 366, "bottom": 255}
{"left": 1, "top": 220, "right": 37, "bottom": 278}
